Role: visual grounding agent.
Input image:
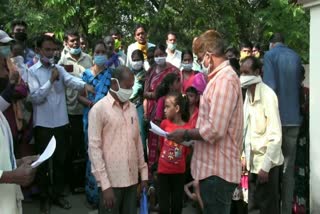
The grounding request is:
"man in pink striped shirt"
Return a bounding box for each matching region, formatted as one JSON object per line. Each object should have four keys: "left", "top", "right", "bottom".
{"left": 168, "top": 30, "right": 243, "bottom": 214}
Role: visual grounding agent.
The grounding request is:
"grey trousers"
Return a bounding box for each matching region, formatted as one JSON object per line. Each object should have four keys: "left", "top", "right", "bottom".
{"left": 99, "top": 185, "right": 137, "bottom": 214}
{"left": 281, "top": 126, "right": 300, "bottom": 214}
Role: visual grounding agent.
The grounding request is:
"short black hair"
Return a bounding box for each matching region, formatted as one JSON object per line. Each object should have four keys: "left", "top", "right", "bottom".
{"left": 167, "top": 31, "right": 177, "bottom": 39}
{"left": 186, "top": 86, "right": 198, "bottom": 95}
{"left": 270, "top": 32, "right": 284, "bottom": 43}
{"left": 225, "top": 46, "right": 239, "bottom": 57}
{"left": 242, "top": 56, "right": 262, "bottom": 71}
{"left": 36, "top": 35, "right": 56, "bottom": 48}
{"left": 64, "top": 29, "right": 79, "bottom": 41}
{"left": 154, "top": 43, "right": 167, "bottom": 55}
{"left": 240, "top": 40, "right": 253, "bottom": 50}
{"left": 11, "top": 20, "right": 27, "bottom": 31}
{"left": 131, "top": 49, "right": 144, "bottom": 61}
{"left": 181, "top": 50, "right": 193, "bottom": 61}
{"left": 253, "top": 43, "right": 261, "bottom": 50}
{"left": 92, "top": 40, "right": 107, "bottom": 53}
{"left": 134, "top": 24, "right": 146, "bottom": 35}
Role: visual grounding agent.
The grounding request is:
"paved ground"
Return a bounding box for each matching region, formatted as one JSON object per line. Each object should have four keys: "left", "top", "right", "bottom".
{"left": 23, "top": 194, "right": 198, "bottom": 214}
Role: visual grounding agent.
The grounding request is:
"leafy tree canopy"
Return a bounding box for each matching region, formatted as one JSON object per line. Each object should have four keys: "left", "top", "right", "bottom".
{"left": 0, "top": 0, "right": 309, "bottom": 62}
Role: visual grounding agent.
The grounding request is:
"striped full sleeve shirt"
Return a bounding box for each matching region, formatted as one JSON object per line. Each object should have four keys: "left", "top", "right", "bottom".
{"left": 191, "top": 60, "right": 243, "bottom": 184}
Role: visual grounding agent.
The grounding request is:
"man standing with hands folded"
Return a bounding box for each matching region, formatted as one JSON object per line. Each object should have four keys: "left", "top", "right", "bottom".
{"left": 168, "top": 30, "right": 243, "bottom": 214}
{"left": 88, "top": 66, "right": 148, "bottom": 214}
{"left": 28, "top": 35, "right": 95, "bottom": 213}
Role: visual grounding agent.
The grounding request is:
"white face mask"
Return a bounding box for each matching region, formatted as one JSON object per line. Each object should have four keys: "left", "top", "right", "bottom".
{"left": 181, "top": 63, "right": 193, "bottom": 71}
{"left": 110, "top": 78, "right": 133, "bottom": 102}
{"left": 240, "top": 75, "right": 262, "bottom": 88}
{"left": 201, "top": 56, "right": 210, "bottom": 75}
{"left": 131, "top": 60, "right": 143, "bottom": 71}
{"left": 154, "top": 57, "right": 166, "bottom": 65}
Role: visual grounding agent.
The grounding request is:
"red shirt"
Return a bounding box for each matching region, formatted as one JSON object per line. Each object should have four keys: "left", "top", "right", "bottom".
{"left": 188, "top": 107, "right": 199, "bottom": 128}
{"left": 158, "top": 119, "right": 192, "bottom": 174}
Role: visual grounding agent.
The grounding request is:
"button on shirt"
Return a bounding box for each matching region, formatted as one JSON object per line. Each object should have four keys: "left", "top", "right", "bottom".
{"left": 243, "top": 82, "right": 284, "bottom": 173}
{"left": 166, "top": 49, "right": 182, "bottom": 69}
{"left": 28, "top": 61, "right": 85, "bottom": 128}
{"left": 191, "top": 60, "right": 243, "bottom": 184}
{"left": 88, "top": 93, "right": 148, "bottom": 191}
{"left": 59, "top": 52, "right": 93, "bottom": 115}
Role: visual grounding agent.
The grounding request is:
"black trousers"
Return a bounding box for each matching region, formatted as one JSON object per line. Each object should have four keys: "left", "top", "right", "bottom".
{"left": 158, "top": 173, "right": 185, "bottom": 214}
{"left": 34, "top": 125, "right": 67, "bottom": 199}
{"left": 248, "top": 166, "right": 280, "bottom": 214}
{"left": 65, "top": 114, "right": 85, "bottom": 189}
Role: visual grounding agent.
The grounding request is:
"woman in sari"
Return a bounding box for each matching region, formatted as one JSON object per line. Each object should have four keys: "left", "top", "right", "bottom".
{"left": 78, "top": 40, "right": 112, "bottom": 208}
{"left": 144, "top": 44, "right": 179, "bottom": 178}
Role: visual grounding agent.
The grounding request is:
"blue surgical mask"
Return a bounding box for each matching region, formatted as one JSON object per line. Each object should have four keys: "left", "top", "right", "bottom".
{"left": 94, "top": 55, "right": 107, "bottom": 66}
{"left": 181, "top": 63, "right": 193, "bottom": 71}
{"left": 0, "top": 46, "right": 11, "bottom": 57}
{"left": 69, "top": 47, "right": 81, "bottom": 55}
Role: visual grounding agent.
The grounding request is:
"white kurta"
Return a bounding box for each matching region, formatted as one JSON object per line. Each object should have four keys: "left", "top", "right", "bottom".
{"left": 0, "top": 99, "right": 23, "bottom": 214}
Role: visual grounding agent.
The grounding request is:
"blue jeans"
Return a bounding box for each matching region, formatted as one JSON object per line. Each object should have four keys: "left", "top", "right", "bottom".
{"left": 200, "top": 176, "right": 237, "bottom": 214}
{"left": 281, "top": 126, "right": 300, "bottom": 214}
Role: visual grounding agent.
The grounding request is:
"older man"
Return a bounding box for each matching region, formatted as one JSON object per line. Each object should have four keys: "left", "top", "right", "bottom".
{"left": 88, "top": 66, "right": 148, "bottom": 214}
{"left": 168, "top": 30, "right": 243, "bottom": 214}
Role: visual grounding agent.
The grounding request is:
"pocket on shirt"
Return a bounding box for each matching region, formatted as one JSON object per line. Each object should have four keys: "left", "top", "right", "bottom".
{"left": 252, "top": 108, "right": 267, "bottom": 135}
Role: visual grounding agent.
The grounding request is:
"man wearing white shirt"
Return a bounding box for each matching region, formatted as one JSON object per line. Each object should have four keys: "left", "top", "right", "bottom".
{"left": 28, "top": 35, "right": 94, "bottom": 213}
{"left": 166, "top": 32, "right": 181, "bottom": 69}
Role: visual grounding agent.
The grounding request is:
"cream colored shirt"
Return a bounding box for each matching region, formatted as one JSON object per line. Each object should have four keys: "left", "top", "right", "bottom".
{"left": 243, "top": 82, "right": 284, "bottom": 173}
{"left": 59, "top": 51, "right": 93, "bottom": 115}
{"left": 166, "top": 49, "right": 182, "bottom": 69}
{"left": 88, "top": 93, "right": 148, "bottom": 190}
{"left": 0, "top": 106, "right": 23, "bottom": 214}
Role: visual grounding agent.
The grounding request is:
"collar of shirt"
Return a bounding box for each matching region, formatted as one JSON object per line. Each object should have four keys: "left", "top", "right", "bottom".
{"left": 66, "top": 51, "right": 87, "bottom": 63}
{"left": 106, "top": 93, "right": 130, "bottom": 110}
{"left": 33, "top": 60, "right": 50, "bottom": 71}
{"left": 207, "top": 60, "right": 230, "bottom": 81}
{"left": 247, "top": 82, "right": 262, "bottom": 105}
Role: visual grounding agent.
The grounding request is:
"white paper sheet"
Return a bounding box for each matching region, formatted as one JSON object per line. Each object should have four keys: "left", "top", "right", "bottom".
{"left": 149, "top": 121, "right": 168, "bottom": 138}
{"left": 31, "top": 136, "right": 56, "bottom": 168}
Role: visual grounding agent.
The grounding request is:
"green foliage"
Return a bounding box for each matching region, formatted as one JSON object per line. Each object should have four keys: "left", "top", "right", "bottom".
{"left": 0, "top": 0, "right": 310, "bottom": 62}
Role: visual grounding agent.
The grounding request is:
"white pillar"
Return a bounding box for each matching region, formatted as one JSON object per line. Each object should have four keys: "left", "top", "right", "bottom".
{"left": 309, "top": 3, "right": 320, "bottom": 213}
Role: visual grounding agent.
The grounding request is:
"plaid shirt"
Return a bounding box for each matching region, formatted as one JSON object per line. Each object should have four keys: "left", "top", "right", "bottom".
{"left": 191, "top": 60, "right": 243, "bottom": 184}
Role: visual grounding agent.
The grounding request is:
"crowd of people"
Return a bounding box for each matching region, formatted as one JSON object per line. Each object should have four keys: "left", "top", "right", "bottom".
{"left": 0, "top": 19, "right": 309, "bottom": 214}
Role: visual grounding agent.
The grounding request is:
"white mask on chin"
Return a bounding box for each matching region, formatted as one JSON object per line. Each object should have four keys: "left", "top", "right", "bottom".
{"left": 240, "top": 75, "right": 262, "bottom": 88}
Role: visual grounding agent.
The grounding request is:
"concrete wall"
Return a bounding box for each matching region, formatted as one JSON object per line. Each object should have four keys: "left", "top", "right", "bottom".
{"left": 309, "top": 4, "right": 320, "bottom": 213}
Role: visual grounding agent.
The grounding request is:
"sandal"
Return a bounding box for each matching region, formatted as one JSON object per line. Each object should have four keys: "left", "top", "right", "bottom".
{"left": 52, "top": 197, "right": 72, "bottom": 209}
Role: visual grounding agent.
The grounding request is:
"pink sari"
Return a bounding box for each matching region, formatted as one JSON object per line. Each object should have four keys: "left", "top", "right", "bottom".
{"left": 144, "top": 63, "right": 179, "bottom": 177}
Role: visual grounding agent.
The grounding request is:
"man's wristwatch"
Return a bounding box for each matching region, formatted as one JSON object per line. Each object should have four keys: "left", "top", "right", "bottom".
{"left": 183, "top": 130, "right": 191, "bottom": 141}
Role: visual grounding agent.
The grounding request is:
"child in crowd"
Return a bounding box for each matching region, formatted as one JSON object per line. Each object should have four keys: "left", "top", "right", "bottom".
{"left": 154, "top": 72, "right": 181, "bottom": 125}
{"left": 158, "top": 92, "right": 192, "bottom": 214}
{"left": 185, "top": 86, "right": 199, "bottom": 128}
{"left": 184, "top": 180, "right": 203, "bottom": 212}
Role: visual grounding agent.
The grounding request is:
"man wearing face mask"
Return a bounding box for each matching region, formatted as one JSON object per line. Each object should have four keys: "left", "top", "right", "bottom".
{"left": 11, "top": 20, "right": 35, "bottom": 64}
{"left": 28, "top": 35, "right": 95, "bottom": 213}
{"left": 167, "top": 30, "right": 243, "bottom": 214}
{"left": 88, "top": 66, "right": 148, "bottom": 214}
{"left": 166, "top": 31, "right": 181, "bottom": 69}
{"left": 58, "top": 30, "right": 93, "bottom": 193}
{"left": 103, "top": 35, "right": 124, "bottom": 69}
{"left": 240, "top": 56, "right": 283, "bottom": 214}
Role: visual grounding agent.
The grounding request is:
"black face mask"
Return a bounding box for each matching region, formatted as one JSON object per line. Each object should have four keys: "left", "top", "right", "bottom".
{"left": 14, "top": 32, "right": 27, "bottom": 42}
